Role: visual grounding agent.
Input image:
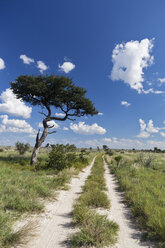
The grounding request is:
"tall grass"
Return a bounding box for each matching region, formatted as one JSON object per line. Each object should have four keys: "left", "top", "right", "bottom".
{"left": 107, "top": 152, "right": 165, "bottom": 247}
{"left": 0, "top": 148, "right": 95, "bottom": 247}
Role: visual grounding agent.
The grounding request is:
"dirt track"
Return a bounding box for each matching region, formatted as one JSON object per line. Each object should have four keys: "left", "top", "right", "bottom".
{"left": 104, "top": 159, "right": 155, "bottom": 248}
{"left": 18, "top": 157, "right": 96, "bottom": 248}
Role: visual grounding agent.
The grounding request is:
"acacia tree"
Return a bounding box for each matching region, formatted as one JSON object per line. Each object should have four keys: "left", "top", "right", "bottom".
{"left": 10, "top": 75, "right": 98, "bottom": 165}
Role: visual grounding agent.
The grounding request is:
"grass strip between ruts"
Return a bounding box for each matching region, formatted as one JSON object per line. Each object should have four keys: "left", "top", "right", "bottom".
{"left": 70, "top": 154, "right": 119, "bottom": 248}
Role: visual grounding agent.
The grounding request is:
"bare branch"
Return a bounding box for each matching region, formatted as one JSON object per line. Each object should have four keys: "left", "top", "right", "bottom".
{"left": 48, "top": 125, "right": 54, "bottom": 129}
{"left": 38, "top": 111, "right": 47, "bottom": 117}
{"left": 67, "top": 117, "right": 76, "bottom": 121}
{"left": 48, "top": 130, "right": 56, "bottom": 134}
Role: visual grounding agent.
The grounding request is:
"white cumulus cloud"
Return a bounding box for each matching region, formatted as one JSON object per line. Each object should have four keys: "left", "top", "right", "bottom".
{"left": 0, "top": 88, "right": 32, "bottom": 118}
{"left": 111, "top": 38, "right": 154, "bottom": 93}
{"left": 0, "top": 115, "right": 34, "bottom": 133}
{"left": 20, "top": 54, "right": 34, "bottom": 64}
{"left": 121, "top": 101, "right": 131, "bottom": 107}
{"left": 70, "top": 122, "right": 106, "bottom": 135}
{"left": 137, "top": 118, "right": 159, "bottom": 138}
{"left": 63, "top": 127, "right": 69, "bottom": 131}
{"left": 58, "top": 61, "right": 75, "bottom": 73}
{"left": 0, "top": 58, "right": 5, "bottom": 70}
{"left": 55, "top": 113, "right": 65, "bottom": 117}
{"left": 98, "top": 112, "right": 104, "bottom": 116}
{"left": 158, "top": 78, "right": 165, "bottom": 84}
{"left": 37, "top": 60, "right": 48, "bottom": 73}
{"left": 38, "top": 120, "right": 59, "bottom": 129}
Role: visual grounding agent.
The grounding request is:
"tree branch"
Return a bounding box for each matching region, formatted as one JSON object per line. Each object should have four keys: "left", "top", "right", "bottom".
{"left": 38, "top": 111, "right": 47, "bottom": 117}
{"left": 36, "top": 129, "right": 40, "bottom": 144}
{"left": 48, "top": 130, "right": 56, "bottom": 134}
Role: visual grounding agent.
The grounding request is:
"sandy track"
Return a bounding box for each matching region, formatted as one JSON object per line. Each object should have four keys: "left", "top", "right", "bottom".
{"left": 103, "top": 159, "right": 155, "bottom": 248}
{"left": 19, "top": 157, "right": 96, "bottom": 248}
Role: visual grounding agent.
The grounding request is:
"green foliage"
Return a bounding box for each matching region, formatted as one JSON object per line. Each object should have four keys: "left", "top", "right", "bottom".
{"left": 136, "top": 153, "right": 154, "bottom": 167}
{"left": 15, "top": 142, "right": 30, "bottom": 155}
{"left": 106, "top": 149, "right": 114, "bottom": 156}
{"left": 47, "top": 144, "right": 77, "bottom": 171}
{"left": 103, "top": 145, "right": 108, "bottom": 151}
{"left": 114, "top": 155, "right": 122, "bottom": 166}
{"left": 10, "top": 75, "right": 98, "bottom": 116}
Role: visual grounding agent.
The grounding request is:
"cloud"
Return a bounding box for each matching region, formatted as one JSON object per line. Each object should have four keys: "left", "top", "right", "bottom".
{"left": 55, "top": 113, "right": 65, "bottom": 117}
{"left": 143, "top": 88, "right": 165, "bottom": 94}
{"left": 121, "top": 101, "right": 131, "bottom": 107}
{"left": 58, "top": 61, "right": 75, "bottom": 73}
{"left": 98, "top": 112, "right": 104, "bottom": 116}
{"left": 70, "top": 122, "right": 106, "bottom": 135}
{"left": 38, "top": 120, "right": 59, "bottom": 129}
{"left": 146, "top": 120, "right": 159, "bottom": 133}
{"left": 20, "top": 54, "right": 34, "bottom": 64}
{"left": 63, "top": 127, "right": 69, "bottom": 131}
{"left": 158, "top": 78, "right": 165, "bottom": 84}
{"left": 137, "top": 118, "right": 159, "bottom": 138}
{"left": 0, "top": 88, "right": 32, "bottom": 118}
{"left": 37, "top": 60, "right": 48, "bottom": 73}
{"left": 0, "top": 58, "right": 5, "bottom": 70}
{"left": 102, "top": 138, "right": 111, "bottom": 142}
{"left": 111, "top": 38, "right": 154, "bottom": 93}
{"left": 0, "top": 115, "right": 34, "bottom": 133}
{"left": 160, "top": 132, "right": 165, "bottom": 137}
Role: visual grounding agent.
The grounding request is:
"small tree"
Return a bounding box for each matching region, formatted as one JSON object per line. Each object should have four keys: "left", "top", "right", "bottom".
{"left": 11, "top": 75, "right": 98, "bottom": 165}
{"left": 103, "top": 145, "right": 108, "bottom": 151}
{"left": 15, "top": 142, "right": 30, "bottom": 155}
{"left": 114, "top": 155, "right": 122, "bottom": 166}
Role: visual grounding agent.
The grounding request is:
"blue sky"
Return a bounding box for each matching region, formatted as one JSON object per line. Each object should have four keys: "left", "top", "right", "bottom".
{"left": 1, "top": 0, "right": 165, "bottom": 149}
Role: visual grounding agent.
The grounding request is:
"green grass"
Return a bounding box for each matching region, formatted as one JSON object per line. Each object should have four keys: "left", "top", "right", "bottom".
{"left": 71, "top": 211, "right": 118, "bottom": 248}
{"left": 0, "top": 147, "right": 95, "bottom": 248}
{"left": 70, "top": 154, "right": 118, "bottom": 247}
{"left": 107, "top": 151, "right": 165, "bottom": 246}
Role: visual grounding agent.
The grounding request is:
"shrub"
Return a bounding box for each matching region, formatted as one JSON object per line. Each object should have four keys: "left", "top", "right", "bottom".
{"left": 136, "top": 153, "right": 154, "bottom": 168}
{"left": 47, "top": 144, "right": 77, "bottom": 171}
{"left": 114, "top": 155, "right": 122, "bottom": 166}
{"left": 15, "top": 142, "right": 30, "bottom": 155}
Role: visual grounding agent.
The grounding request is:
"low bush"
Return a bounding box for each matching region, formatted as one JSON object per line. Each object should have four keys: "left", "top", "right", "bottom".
{"left": 15, "top": 142, "right": 30, "bottom": 155}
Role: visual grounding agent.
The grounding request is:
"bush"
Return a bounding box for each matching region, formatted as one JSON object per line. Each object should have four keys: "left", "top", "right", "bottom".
{"left": 136, "top": 153, "right": 154, "bottom": 168}
{"left": 15, "top": 142, "right": 30, "bottom": 155}
{"left": 47, "top": 144, "right": 77, "bottom": 171}
{"left": 114, "top": 155, "right": 122, "bottom": 166}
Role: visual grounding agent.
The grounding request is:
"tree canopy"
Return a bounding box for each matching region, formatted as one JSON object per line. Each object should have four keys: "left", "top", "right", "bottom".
{"left": 10, "top": 75, "right": 98, "bottom": 165}
{"left": 10, "top": 75, "right": 98, "bottom": 121}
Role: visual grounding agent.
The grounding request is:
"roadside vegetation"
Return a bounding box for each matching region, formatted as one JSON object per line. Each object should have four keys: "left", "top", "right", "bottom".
{"left": 0, "top": 145, "right": 95, "bottom": 248}
{"left": 70, "top": 154, "right": 118, "bottom": 248}
{"left": 106, "top": 150, "right": 165, "bottom": 247}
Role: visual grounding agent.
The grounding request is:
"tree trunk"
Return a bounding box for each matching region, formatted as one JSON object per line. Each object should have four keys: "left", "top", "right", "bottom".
{"left": 31, "top": 126, "right": 49, "bottom": 165}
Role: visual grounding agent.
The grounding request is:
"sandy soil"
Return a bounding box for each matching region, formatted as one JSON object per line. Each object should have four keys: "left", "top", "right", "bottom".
{"left": 17, "top": 157, "right": 96, "bottom": 248}
{"left": 103, "top": 158, "right": 155, "bottom": 248}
